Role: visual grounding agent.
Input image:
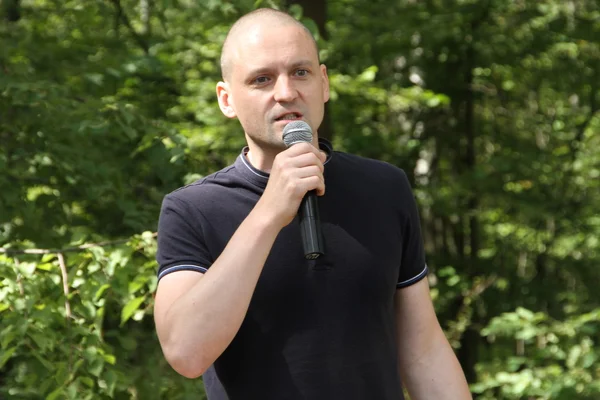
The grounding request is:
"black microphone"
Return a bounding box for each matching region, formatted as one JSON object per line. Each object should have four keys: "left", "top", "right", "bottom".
{"left": 282, "top": 121, "right": 326, "bottom": 260}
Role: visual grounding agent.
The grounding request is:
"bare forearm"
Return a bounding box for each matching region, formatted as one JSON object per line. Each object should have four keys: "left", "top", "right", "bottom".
{"left": 161, "top": 209, "right": 280, "bottom": 377}
{"left": 395, "top": 280, "right": 471, "bottom": 399}
{"left": 399, "top": 333, "right": 472, "bottom": 400}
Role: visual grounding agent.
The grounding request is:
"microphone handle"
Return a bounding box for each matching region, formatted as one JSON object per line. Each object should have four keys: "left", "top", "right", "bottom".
{"left": 299, "top": 190, "right": 325, "bottom": 260}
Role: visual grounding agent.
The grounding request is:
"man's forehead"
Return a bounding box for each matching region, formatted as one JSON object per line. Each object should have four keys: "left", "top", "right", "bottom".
{"left": 228, "top": 25, "right": 317, "bottom": 70}
{"left": 220, "top": 12, "right": 320, "bottom": 81}
{"left": 234, "top": 23, "right": 312, "bottom": 52}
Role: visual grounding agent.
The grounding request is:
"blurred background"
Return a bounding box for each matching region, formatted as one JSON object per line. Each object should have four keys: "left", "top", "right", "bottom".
{"left": 1, "top": 0, "right": 599, "bottom": 398}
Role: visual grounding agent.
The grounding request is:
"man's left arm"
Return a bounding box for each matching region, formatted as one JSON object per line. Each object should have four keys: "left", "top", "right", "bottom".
{"left": 395, "top": 278, "right": 472, "bottom": 400}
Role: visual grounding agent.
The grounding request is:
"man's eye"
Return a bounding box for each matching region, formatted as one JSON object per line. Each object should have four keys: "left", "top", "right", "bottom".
{"left": 295, "top": 69, "right": 309, "bottom": 77}
{"left": 254, "top": 76, "right": 269, "bottom": 84}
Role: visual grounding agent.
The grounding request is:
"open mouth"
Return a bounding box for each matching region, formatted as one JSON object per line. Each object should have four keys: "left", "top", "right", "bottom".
{"left": 275, "top": 113, "right": 302, "bottom": 121}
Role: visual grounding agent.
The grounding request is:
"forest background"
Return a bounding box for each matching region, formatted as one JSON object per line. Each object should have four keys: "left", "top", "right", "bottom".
{"left": 1, "top": 0, "right": 599, "bottom": 399}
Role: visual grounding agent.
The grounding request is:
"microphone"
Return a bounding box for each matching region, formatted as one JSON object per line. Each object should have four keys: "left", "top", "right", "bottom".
{"left": 282, "top": 121, "right": 326, "bottom": 260}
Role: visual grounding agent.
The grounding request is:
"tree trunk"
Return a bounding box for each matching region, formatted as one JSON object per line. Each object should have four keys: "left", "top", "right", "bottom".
{"left": 458, "top": 28, "right": 480, "bottom": 384}
{"left": 3, "top": 0, "right": 21, "bottom": 22}
{"left": 287, "top": 0, "right": 327, "bottom": 40}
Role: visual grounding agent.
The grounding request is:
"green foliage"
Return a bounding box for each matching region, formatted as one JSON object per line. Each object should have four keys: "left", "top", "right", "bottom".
{"left": 1, "top": 0, "right": 599, "bottom": 398}
{"left": 0, "top": 233, "right": 205, "bottom": 399}
{"left": 473, "top": 308, "right": 600, "bottom": 399}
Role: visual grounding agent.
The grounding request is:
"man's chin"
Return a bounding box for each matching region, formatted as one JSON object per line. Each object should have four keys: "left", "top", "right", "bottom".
{"left": 252, "top": 136, "right": 287, "bottom": 151}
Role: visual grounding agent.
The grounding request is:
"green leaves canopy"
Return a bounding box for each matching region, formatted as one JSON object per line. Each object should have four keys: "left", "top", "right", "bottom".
{"left": 1, "top": 0, "right": 599, "bottom": 398}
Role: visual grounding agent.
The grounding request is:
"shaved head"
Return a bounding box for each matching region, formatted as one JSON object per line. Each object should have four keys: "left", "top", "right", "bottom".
{"left": 220, "top": 8, "right": 319, "bottom": 81}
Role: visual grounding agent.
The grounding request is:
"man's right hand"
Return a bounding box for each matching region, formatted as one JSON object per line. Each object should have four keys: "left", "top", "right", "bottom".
{"left": 256, "top": 143, "right": 327, "bottom": 229}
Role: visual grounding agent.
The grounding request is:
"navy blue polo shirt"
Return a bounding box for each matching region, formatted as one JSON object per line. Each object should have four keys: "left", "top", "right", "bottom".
{"left": 156, "top": 139, "right": 428, "bottom": 399}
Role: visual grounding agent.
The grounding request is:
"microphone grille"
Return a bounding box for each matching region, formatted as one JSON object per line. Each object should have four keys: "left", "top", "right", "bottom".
{"left": 282, "top": 121, "right": 313, "bottom": 147}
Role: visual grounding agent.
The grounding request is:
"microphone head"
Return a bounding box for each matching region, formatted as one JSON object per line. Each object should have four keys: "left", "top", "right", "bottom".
{"left": 283, "top": 121, "right": 313, "bottom": 147}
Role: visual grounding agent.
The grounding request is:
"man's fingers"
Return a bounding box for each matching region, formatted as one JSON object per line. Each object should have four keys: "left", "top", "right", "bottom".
{"left": 318, "top": 150, "right": 327, "bottom": 163}
{"left": 282, "top": 142, "right": 316, "bottom": 155}
{"left": 280, "top": 143, "right": 324, "bottom": 162}
{"left": 260, "top": 142, "right": 326, "bottom": 227}
{"left": 294, "top": 165, "right": 324, "bottom": 179}
{"left": 282, "top": 152, "right": 324, "bottom": 172}
{"left": 300, "top": 176, "right": 326, "bottom": 197}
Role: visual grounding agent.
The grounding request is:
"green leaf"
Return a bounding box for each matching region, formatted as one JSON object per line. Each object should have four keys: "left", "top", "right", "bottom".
{"left": 94, "top": 284, "right": 111, "bottom": 301}
{"left": 516, "top": 307, "right": 536, "bottom": 321}
{"left": 1, "top": 325, "right": 17, "bottom": 348}
{"left": 32, "top": 351, "right": 55, "bottom": 371}
{"left": 28, "top": 331, "right": 54, "bottom": 351}
{"left": 120, "top": 296, "right": 146, "bottom": 326}
{"left": 46, "top": 385, "right": 65, "bottom": 400}
{"left": 36, "top": 262, "right": 54, "bottom": 271}
{"left": 103, "top": 353, "right": 116, "bottom": 365}
{"left": 105, "top": 370, "right": 118, "bottom": 397}
{"left": 66, "top": 382, "right": 78, "bottom": 399}
{"left": 84, "top": 73, "right": 104, "bottom": 86}
{"left": 358, "top": 66, "right": 378, "bottom": 83}
{"left": 79, "top": 376, "right": 95, "bottom": 388}
{"left": 54, "top": 362, "right": 68, "bottom": 385}
{"left": 0, "top": 347, "right": 17, "bottom": 368}
{"left": 89, "top": 358, "right": 104, "bottom": 377}
{"left": 16, "top": 262, "right": 37, "bottom": 277}
{"left": 128, "top": 276, "right": 148, "bottom": 294}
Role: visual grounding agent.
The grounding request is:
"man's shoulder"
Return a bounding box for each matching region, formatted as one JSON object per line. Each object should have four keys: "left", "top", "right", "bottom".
{"left": 164, "top": 162, "right": 245, "bottom": 207}
{"left": 332, "top": 151, "right": 409, "bottom": 185}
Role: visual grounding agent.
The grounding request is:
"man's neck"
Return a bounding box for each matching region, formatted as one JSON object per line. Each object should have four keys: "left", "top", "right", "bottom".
{"left": 245, "top": 149, "right": 277, "bottom": 173}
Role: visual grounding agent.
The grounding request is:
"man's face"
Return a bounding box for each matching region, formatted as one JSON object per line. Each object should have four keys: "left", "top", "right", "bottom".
{"left": 219, "top": 23, "right": 330, "bottom": 150}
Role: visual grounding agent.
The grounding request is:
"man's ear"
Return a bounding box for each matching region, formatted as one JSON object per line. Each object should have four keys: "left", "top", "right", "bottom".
{"left": 216, "top": 81, "right": 237, "bottom": 118}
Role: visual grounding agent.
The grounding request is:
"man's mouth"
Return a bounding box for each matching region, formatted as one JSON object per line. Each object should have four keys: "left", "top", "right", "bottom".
{"left": 275, "top": 113, "right": 302, "bottom": 121}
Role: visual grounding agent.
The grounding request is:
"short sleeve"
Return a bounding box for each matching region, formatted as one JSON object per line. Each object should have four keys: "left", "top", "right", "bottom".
{"left": 156, "top": 194, "right": 213, "bottom": 280}
{"left": 396, "top": 171, "right": 428, "bottom": 289}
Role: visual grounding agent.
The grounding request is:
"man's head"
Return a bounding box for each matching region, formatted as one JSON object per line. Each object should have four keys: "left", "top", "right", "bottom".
{"left": 216, "top": 8, "right": 330, "bottom": 158}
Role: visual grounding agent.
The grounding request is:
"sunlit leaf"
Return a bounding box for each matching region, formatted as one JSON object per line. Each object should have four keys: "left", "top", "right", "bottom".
{"left": 120, "top": 296, "right": 146, "bottom": 326}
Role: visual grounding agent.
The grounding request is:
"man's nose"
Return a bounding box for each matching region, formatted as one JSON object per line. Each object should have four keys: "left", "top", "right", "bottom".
{"left": 273, "top": 77, "right": 298, "bottom": 103}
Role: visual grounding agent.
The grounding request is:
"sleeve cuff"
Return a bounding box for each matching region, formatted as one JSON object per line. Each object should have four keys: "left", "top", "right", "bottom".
{"left": 396, "top": 264, "right": 428, "bottom": 289}
{"left": 158, "top": 264, "right": 208, "bottom": 280}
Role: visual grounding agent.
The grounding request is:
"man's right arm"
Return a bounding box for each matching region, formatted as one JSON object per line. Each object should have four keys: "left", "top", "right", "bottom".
{"left": 153, "top": 143, "right": 326, "bottom": 379}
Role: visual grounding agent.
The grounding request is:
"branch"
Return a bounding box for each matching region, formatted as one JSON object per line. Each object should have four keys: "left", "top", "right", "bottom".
{"left": 0, "top": 232, "right": 157, "bottom": 255}
{"left": 57, "top": 252, "right": 75, "bottom": 373}
{"left": 107, "top": 0, "right": 150, "bottom": 54}
{"left": 446, "top": 274, "right": 498, "bottom": 347}
{"left": 465, "top": 274, "right": 497, "bottom": 299}
{"left": 57, "top": 253, "right": 72, "bottom": 320}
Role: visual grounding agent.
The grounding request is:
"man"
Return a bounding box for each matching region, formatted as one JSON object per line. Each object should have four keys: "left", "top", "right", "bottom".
{"left": 154, "top": 8, "right": 471, "bottom": 400}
